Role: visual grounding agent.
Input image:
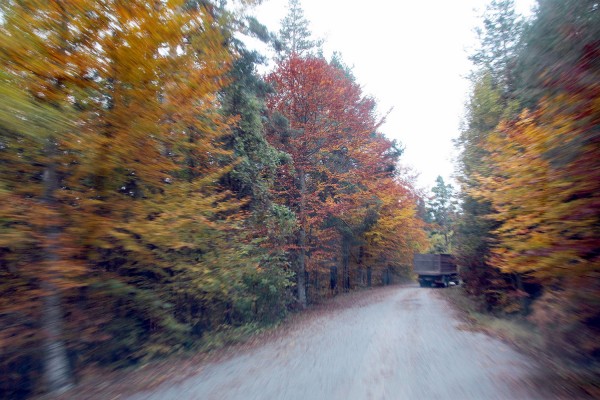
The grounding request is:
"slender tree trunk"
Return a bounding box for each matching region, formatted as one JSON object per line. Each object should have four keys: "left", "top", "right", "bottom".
{"left": 314, "top": 270, "right": 319, "bottom": 300}
{"left": 513, "top": 273, "right": 527, "bottom": 312}
{"left": 358, "top": 246, "right": 364, "bottom": 286}
{"left": 444, "top": 228, "right": 451, "bottom": 252}
{"left": 41, "top": 138, "right": 73, "bottom": 394}
{"left": 342, "top": 237, "right": 350, "bottom": 292}
{"left": 366, "top": 250, "right": 372, "bottom": 287}
{"left": 305, "top": 271, "right": 310, "bottom": 301}
{"left": 41, "top": 283, "right": 72, "bottom": 393}
{"left": 382, "top": 267, "right": 390, "bottom": 285}
{"left": 330, "top": 266, "right": 337, "bottom": 294}
{"left": 297, "top": 227, "right": 307, "bottom": 307}
{"left": 297, "top": 169, "right": 307, "bottom": 308}
{"left": 36, "top": 4, "right": 73, "bottom": 392}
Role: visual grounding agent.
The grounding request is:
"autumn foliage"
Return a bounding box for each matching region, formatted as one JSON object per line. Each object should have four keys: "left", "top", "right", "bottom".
{"left": 456, "top": 0, "right": 600, "bottom": 363}
{"left": 265, "top": 55, "right": 426, "bottom": 304}
{"left": 473, "top": 93, "right": 600, "bottom": 359}
{"left": 0, "top": 0, "right": 426, "bottom": 397}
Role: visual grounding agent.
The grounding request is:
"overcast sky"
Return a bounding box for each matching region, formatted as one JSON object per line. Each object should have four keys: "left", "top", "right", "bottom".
{"left": 248, "top": 0, "right": 535, "bottom": 189}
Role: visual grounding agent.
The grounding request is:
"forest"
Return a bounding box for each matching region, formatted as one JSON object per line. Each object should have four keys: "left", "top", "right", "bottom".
{"left": 0, "top": 0, "right": 428, "bottom": 396}
{"left": 0, "top": 0, "right": 598, "bottom": 398}
{"left": 453, "top": 0, "right": 600, "bottom": 386}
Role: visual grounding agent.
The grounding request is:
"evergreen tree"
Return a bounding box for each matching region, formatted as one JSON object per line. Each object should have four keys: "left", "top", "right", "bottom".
{"left": 470, "top": 0, "right": 524, "bottom": 98}
{"left": 455, "top": 72, "right": 515, "bottom": 305}
{"left": 220, "top": 44, "right": 297, "bottom": 320}
{"left": 426, "top": 176, "right": 456, "bottom": 253}
{"left": 277, "top": 0, "right": 322, "bottom": 58}
{"left": 455, "top": 0, "right": 526, "bottom": 308}
{"left": 514, "top": 0, "right": 600, "bottom": 106}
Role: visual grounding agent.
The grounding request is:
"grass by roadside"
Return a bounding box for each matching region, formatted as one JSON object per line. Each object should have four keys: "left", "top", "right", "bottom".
{"left": 439, "top": 286, "right": 543, "bottom": 349}
{"left": 439, "top": 286, "right": 599, "bottom": 399}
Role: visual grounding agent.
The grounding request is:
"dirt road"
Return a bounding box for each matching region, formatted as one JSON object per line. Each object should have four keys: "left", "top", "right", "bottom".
{"left": 128, "top": 285, "right": 541, "bottom": 400}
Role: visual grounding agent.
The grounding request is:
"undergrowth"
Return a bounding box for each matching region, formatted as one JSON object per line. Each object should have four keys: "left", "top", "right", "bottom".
{"left": 440, "top": 286, "right": 600, "bottom": 399}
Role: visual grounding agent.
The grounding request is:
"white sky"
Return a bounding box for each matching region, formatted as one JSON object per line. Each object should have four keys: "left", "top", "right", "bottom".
{"left": 248, "top": 0, "right": 535, "bottom": 190}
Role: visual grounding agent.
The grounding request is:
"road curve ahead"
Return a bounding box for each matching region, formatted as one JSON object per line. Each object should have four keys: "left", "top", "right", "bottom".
{"left": 129, "top": 286, "right": 541, "bottom": 400}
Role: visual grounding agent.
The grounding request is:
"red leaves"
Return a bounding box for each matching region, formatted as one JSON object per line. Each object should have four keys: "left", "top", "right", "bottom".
{"left": 265, "top": 55, "right": 426, "bottom": 278}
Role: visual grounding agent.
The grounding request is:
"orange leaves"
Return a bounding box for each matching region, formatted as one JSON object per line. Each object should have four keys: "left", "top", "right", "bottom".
{"left": 0, "top": 0, "right": 245, "bottom": 325}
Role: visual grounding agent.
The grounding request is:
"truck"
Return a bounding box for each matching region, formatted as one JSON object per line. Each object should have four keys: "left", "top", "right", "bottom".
{"left": 413, "top": 254, "right": 459, "bottom": 288}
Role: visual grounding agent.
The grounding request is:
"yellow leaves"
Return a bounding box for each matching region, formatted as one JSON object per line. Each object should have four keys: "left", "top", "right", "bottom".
{"left": 0, "top": 77, "right": 77, "bottom": 154}
{"left": 361, "top": 175, "right": 427, "bottom": 266}
{"left": 0, "top": 0, "right": 245, "bottom": 287}
{"left": 476, "top": 93, "right": 600, "bottom": 281}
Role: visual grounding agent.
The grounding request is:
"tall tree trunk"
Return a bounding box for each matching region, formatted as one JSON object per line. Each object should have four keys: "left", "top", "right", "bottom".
{"left": 313, "top": 270, "right": 319, "bottom": 300}
{"left": 357, "top": 246, "right": 364, "bottom": 286}
{"left": 513, "top": 273, "right": 527, "bottom": 312}
{"left": 297, "top": 169, "right": 307, "bottom": 308}
{"left": 330, "top": 266, "right": 337, "bottom": 294}
{"left": 444, "top": 230, "right": 449, "bottom": 252}
{"left": 382, "top": 267, "right": 390, "bottom": 285}
{"left": 41, "top": 138, "right": 73, "bottom": 393}
{"left": 366, "top": 249, "right": 372, "bottom": 287}
{"left": 41, "top": 282, "right": 72, "bottom": 393}
{"left": 342, "top": 237, "right": 350, "bottom": 292}
{"left": 297, "top": 227, "right": 307, "bottom": 307}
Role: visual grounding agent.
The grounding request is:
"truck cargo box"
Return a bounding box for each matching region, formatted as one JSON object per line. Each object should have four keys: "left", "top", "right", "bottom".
{"left": 413, "top": 254, "right": 458, "bottom": 287}
{"left": 413, "top": 254, "right": 456, "bottom": 274}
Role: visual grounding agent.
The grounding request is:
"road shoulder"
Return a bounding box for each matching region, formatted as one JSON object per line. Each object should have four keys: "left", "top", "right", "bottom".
{"left": 437, "top": 286, "right": 597, "bottom": 399}
{"left": 45, "top": 286, "right": 402, "bottom": 400}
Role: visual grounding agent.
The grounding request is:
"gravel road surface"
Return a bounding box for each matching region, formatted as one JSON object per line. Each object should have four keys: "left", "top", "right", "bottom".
{"left": 129, "top": 285, "right": 541, "bottom": 400}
